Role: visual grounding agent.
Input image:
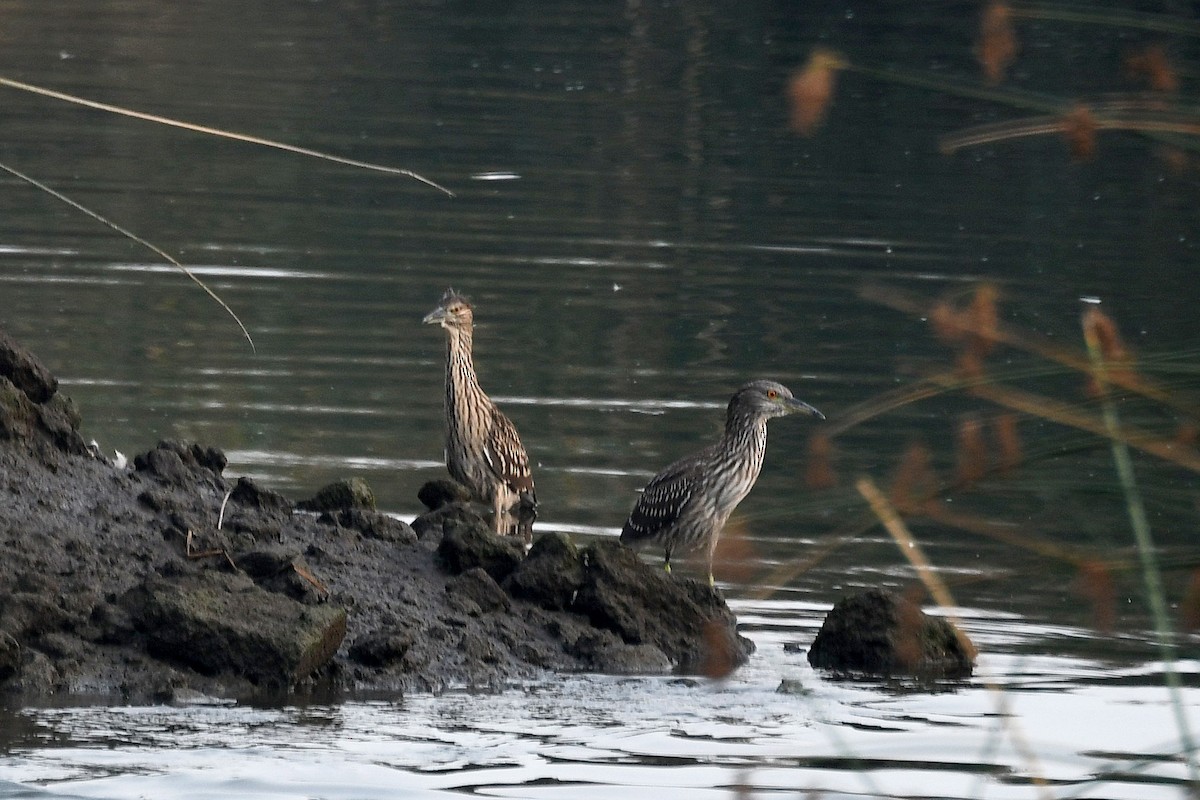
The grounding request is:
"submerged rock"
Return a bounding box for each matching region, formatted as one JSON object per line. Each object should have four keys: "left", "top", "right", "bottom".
{"left": 807, "top": 589, "right": 975, "bottom": 679}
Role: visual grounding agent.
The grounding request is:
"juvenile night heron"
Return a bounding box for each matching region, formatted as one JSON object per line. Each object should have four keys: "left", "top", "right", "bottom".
{"left": 620, "top": 380, "right": 824, "bottom": 585}
{"left": 423, "top": 289, "right": 537, "bottom": 532}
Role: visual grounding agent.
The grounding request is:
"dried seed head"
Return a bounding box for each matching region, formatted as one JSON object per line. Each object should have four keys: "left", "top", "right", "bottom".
{"left": 787, "top": 48, "right": 846, "bottom": 136}
{"left": 804, "top": 432, "right": 839, "bottom": 490}
{"left": 976, "top": 1, "right": 1018, "bottom": 84}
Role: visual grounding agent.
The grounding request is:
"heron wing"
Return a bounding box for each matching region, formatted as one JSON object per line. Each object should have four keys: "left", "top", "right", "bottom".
{"left": 484, "top": 408, "right": 536, "bottom": 500}
{"left": 620, "top": 460, "right": 699, "bottom": 544}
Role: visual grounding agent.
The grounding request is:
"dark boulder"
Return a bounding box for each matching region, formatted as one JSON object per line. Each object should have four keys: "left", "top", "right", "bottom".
{"left": 807, "top": 589, "right": 975, "bottom": 678}
{"left": 435, "top": 517, "right": 525, "bottom": 583}
{"left": 121, "top": 571, "right": 347, "bottom": 687}
{"left": 348, "top": 629, "right": 414, "bottom": 668}
{"left": 447, "top": 567, "right": 512, "bottom": 616}
{"left": 299, "top": 477, "right": 377, "bottom": 512}
{"left": 502, "top": 532, "right": 584, "bottom": 611}
{"left": 324, "top": 507, "right": 417, "bottom": 545}
{"left": 417, "top": 478, "right": 472, "bottom": 511}
{"left": 572, "top": 540, "right": 754, "bottom": 674}
{"left": 0, "top": 328, "right": 57, "bottom": 403}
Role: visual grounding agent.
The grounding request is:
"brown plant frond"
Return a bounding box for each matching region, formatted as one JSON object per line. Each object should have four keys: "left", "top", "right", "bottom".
{"left": 712, "top": 518, "right": 759, "bottom": 585}
{"left": 993, "top": 412, "right": 1023, "bottom": 474}
{"left": 930, "top": 300, "right": 968, "bottom": 346}
{"left": 787, "top": 48, "right": 847, "bottom": 136}
{"left": 700, "top": 619, "right": 738, "bottom": 680}
{"left": 1176, "top": 423, "right": 1198, "bottom": 449}
{"left": 1075, "top": 560, "right": 1117, "bottom": 633}
{"left": 890, "top": 441, "right": 940, "bottom": 515}
{"left": 967, "top": 284, "right": 1001, "bottom": 358}
{"left": 804, "top": 432, "right": 839, "bottom": 490}
{"left": 1181, "top": 568, "right": 1200, "bottom": 631}
{"left": 955, "top": 415, "right": 990, "bottom": 487}
{"left": 1061, "top": 104, "right": 1098, "bottom": 161}
{"left": 1082, "top": 306, "right": 1138, "bottom": 394}
{"left": 976, "top": 1, "right": 1019, "bottom": 85}
{"left": 1125, "top": 44, "right": 1177, "bottom": 93}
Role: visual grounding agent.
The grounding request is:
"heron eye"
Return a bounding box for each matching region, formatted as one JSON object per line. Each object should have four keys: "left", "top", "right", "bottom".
{"left": 767, "top": 389, "right": 777, "bottom": 399}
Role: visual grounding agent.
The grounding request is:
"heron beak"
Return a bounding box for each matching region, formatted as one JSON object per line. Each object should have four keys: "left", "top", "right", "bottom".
{"left": 422, "top": 307, "right": 447, "bottom": 325}
{"left": 784, "top": 397, "right": 825, "bottom": 420}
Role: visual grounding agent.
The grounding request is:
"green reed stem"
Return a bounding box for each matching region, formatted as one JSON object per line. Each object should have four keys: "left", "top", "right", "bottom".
{"left": 1085, "top": 323, "right": 1199, "bottom": 783}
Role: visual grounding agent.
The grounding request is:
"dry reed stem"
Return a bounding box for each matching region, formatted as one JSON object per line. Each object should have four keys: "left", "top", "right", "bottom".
{"left": 922, "top": 504, "right": 1106, "bottom": 567}
{"left": 942, "top": 103, "right": 1200, "bottom": 156}
{"left": 857, "top": 475, "right": 1052, "bottom": 795}
{"left": 0, "top": 75, "right": 454, "bottom": 196}
{"left": 0, "top": 161, "right": 256, "bottom": 352}
{"left": 859, "top": 284, "right": 1196, "bottom": 419}
{"left": 942, "top": 377, "right": 1200, "bottom": 473}
{"left": 856, "top": 476, "right": 975, "bottom": 658}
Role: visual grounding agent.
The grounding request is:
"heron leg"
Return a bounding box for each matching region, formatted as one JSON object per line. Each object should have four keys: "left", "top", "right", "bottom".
{"left": 663, "top": 546, "right": 672, "bottom": 575}
{"left": 491, "top": 490, "right": 506, "bottom": 534}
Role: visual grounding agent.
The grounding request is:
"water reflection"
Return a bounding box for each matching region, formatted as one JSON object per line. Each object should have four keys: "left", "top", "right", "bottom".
{"left": 1, "top": 602, "right": 1196, "bottom": 799}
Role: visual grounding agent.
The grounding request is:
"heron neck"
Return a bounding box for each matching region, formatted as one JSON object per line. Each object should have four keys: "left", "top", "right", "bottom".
{"left": 444, "top": 326, "right": 486, "bottom": 406}
{"left": 721, "top": 413, "right": 768, "bottom": 469}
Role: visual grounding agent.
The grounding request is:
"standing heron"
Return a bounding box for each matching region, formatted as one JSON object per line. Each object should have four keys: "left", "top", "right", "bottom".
{"left": 423, "top": 289, "right": 537, "bottom": 532}
{"left": 620, "top": 380, "right": 823, "bottom": 585}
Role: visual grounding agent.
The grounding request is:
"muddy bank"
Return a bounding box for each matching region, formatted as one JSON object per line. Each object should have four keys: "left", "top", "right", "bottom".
{"left": 0, "top": 330, "right": 752, "bottom": 702}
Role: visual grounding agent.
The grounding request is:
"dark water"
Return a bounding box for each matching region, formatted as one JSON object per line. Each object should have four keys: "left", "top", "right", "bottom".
{"left": 1, "top": 1, "right": 1199, "bottom": 797}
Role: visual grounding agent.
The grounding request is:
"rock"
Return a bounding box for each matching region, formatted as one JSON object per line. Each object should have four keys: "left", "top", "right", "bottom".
{"left": 447, "top": 567, "right": 511, "bottom": 615}
{"left": 0, "top": 327, "right": 765, "bottom": 698}
{"left": 0, "top": 377, "right": 89, "bottom": 458}
{"left": 776, "top": 678, "right": 812, "bottom": 696}
{"left": 410, "top": 501, "right": 487, "bottom": 541}
{"left": 327, "top": 508, "right": 417, "bottom": 545}
{"left": 122, "top": 572, "right": 347, "bottom": 687}
{"left": 0, "top": 631, "right": 20, "bottom": 682}
{"left": 563, "top": 629, "right": 671, "bottom": 674}
{"left": 134, "top": 441, "right": 227, "bottom": 489}
{"left": 571, "top": 540, "right": 754, "bottom": 674}
{"left": 435, "top": 517, "right": 525, "bottom": 583}
{"left": 299, "top": 478, "right": 376, "bottom": 512}
{"left": 417, "top": 479, "right": 472, "bottom": 511}
{"left": 0, "top": 328, "right": 57, "bottom": 403}
{"left": 229, "top": 475, "right": 288, "bottom": 511}
{"left": 234, "top": 549, "right": 330, "bottom": 603}
{"left": 348, "top": 630, "right": 414, "bottom": 668}
{"left": 502, "top": 532, "right": 584, "bottom": 611}
{"left": 806, "top": 589, "right": 975, "bottom": 678}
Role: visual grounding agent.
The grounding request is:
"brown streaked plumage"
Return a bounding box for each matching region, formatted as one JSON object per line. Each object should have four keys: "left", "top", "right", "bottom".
{"left": 620, "top": 380, "right": 823, "bottom": 585}
{"left": 423, "top": 289, "right": 536, "bottom": 532}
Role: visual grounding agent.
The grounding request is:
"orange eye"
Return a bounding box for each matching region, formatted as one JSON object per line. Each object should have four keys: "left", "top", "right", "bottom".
{"left": 767, "top": 389, "right": 778, "bottom": 399}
